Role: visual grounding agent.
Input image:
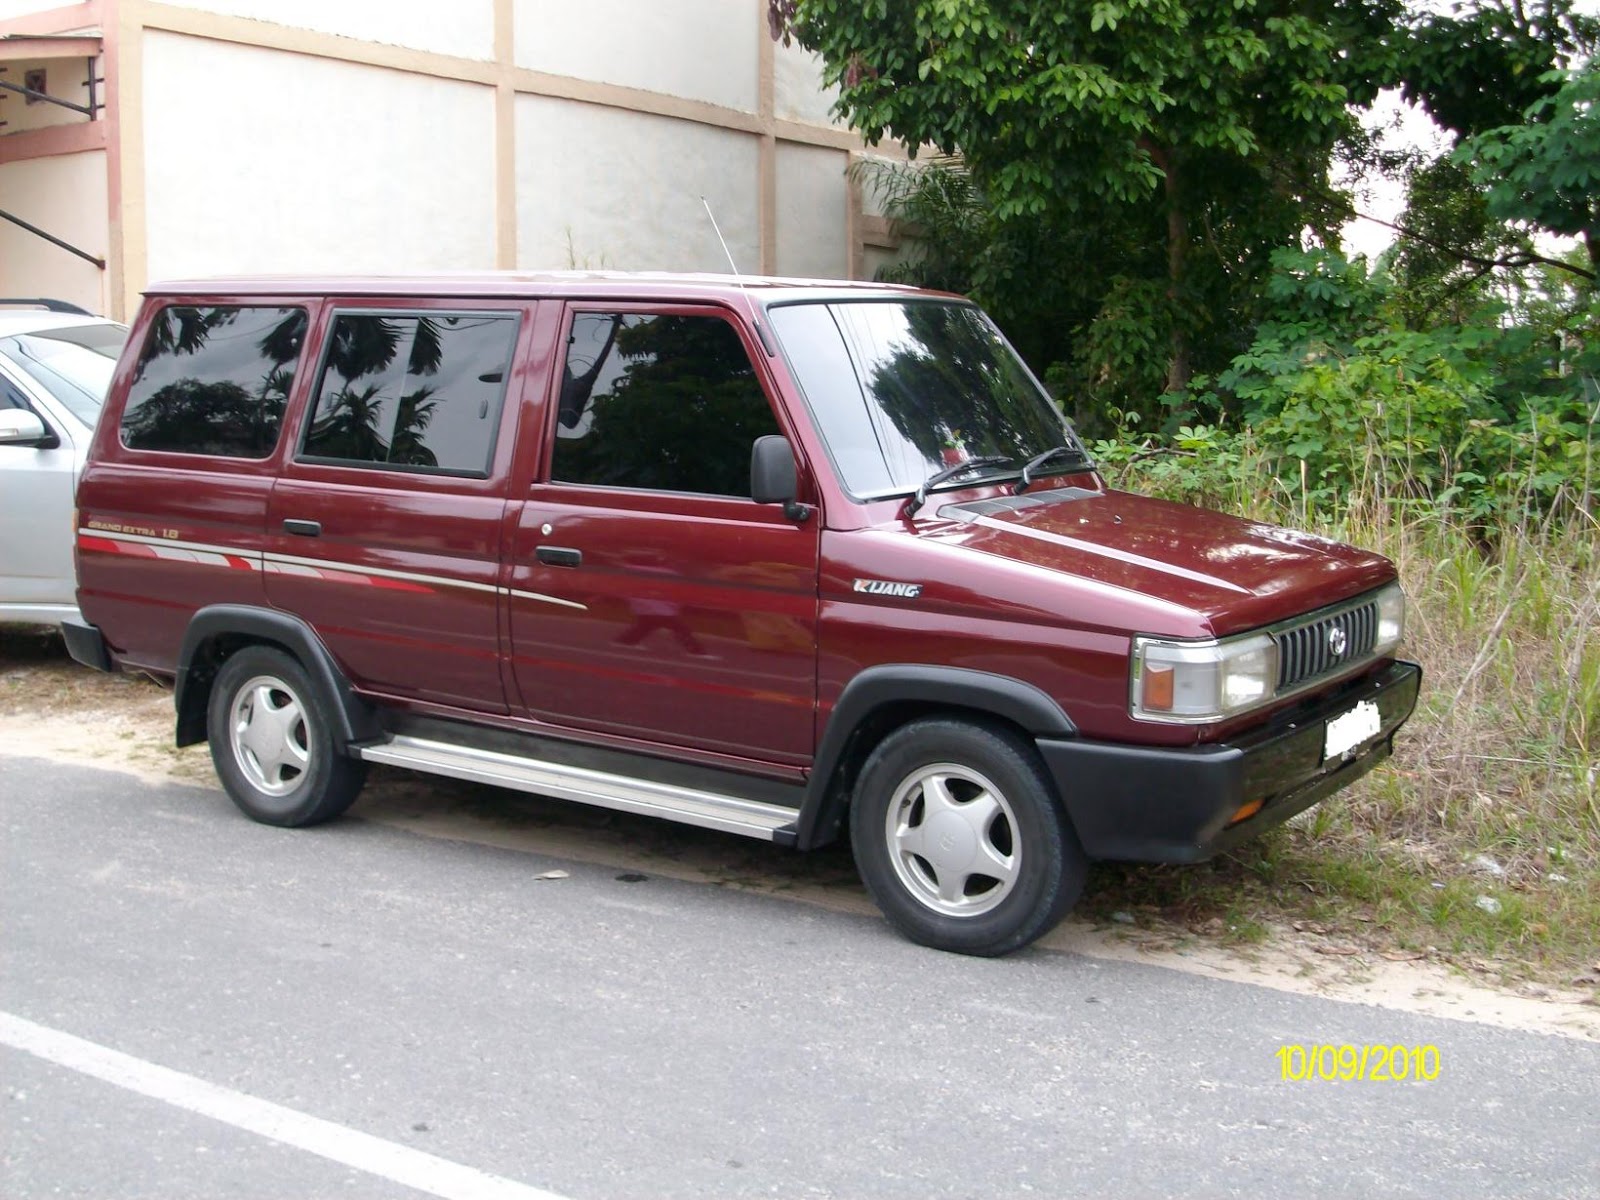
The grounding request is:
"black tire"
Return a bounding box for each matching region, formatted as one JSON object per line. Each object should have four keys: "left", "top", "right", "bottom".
{"left": 206, "top": 644, "right": 367, "bottom": 827}
{"left": 850, "top": 717, "right": 1086, "bottom": 956}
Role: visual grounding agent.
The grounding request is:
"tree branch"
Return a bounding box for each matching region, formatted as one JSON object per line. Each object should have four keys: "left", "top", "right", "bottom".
{"left": 1439, "top": 261, "right": 1499, "bottom": 304}
{"left": 1347, "top": 206, "right": 1597, "bottom": 281}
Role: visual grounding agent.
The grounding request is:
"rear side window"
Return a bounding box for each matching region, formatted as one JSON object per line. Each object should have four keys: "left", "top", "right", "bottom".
{"left": 121, "top": 306, "right": 308, "bottom": 457}
{"left": 552, "top": 311, "right": 780, "bottom": 496}
{"left": 300, "top": 312, "right": 518, "bottom": 476}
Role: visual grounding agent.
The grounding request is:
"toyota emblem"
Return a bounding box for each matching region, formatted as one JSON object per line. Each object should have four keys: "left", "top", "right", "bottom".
{"left": 1328, "top": 626, "right": 1348, "bottom": 657}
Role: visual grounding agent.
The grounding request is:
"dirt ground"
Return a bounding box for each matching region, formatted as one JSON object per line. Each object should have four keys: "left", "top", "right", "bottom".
{"left": 3, "top": 625, "right": 1596, "bottom": 1041}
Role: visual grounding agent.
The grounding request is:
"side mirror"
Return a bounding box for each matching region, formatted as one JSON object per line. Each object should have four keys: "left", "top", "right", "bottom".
{"left": 750, "top": 434, "right": 810, "bottom": 522}
{"left": 0, "top": 408, "right": 50, "bottom": 447}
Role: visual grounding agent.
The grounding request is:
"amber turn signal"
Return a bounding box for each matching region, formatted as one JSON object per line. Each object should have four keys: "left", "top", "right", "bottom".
{"left": 1228, "top": 798, "right": 1265, "bottom": 826}
{"left": 1142, "top": 663, "right": 1174, "bottom": 711}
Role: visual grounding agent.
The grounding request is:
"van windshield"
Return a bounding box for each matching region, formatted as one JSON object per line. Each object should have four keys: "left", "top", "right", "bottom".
{"left": 767, "top": 299, "right": 1086, "bottom": 500}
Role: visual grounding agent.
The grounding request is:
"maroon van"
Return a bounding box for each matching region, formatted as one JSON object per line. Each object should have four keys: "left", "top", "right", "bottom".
{"left": 66, "top": 273, "right": 1419, "bottom": 955}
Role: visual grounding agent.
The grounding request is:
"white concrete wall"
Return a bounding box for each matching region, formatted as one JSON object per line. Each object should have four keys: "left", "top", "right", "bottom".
{"left": 514, "top": 95, "right": 759, "bottom": 272}
{"left": 514, "top": 0, "right": 759, "bottom": 113}
{"left": 774, "top": 41, "right": 838, "bottom": 126}
{"left": 0, "top": 150, "right": 108, "bottom": 313}
{"left": 140, "top": 33, "right": 497, "bottom": 281}
{"left": 775, "top": 142, "right": 847, "bottom": 279}
{"left": 152, "top": 0, "right": 496, "bottom": 60}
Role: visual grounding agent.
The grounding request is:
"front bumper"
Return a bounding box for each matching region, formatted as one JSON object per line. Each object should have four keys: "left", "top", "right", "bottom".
{"left": 1038, "top": 660, "right": 1421, "bottom": 863}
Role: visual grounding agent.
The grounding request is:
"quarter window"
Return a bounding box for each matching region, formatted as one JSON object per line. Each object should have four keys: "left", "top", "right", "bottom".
{"left": 551, "top": 312, "right": 780, "bottom": 497}
{"left": 121, "top": 306, "right": 308, "bottom": 457}
{"left": 301, "top": 313, "right": 517, "bottom": 475}
{"left": 0, "top": 374, "right": 30, "bottom": 412}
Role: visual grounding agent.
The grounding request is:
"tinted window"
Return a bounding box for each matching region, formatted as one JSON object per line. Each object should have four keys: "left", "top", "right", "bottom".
{"left": 552, "top": 312, "right": 779, "bottom": 496}
{"left": 301, "top": 313, "right": 516, "bottom": 475}
{"left": 122, "top": 306, "right": 307, "bottom": 457}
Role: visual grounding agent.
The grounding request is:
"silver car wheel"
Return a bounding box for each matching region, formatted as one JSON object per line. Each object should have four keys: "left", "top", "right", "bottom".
{"left": 228, "top": 673, "right": 311, "bottom": 796}
{"left": 883, "top": 761, "right": 1020, "bottom": 918}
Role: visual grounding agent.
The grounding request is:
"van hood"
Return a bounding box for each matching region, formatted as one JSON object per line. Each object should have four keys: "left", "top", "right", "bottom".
{"left": 933, "top": 486, "right": 1394, "bottom": 634}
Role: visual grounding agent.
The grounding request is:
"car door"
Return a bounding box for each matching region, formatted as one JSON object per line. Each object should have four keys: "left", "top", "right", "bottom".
{"left": 263, "top": 301, "right": 530, "bottom": 713}
{"left": 507, "top": 304, "right": 820, "bottom": 768}
{"left": 0, "top": 362, "right": 81, "bottom": 612}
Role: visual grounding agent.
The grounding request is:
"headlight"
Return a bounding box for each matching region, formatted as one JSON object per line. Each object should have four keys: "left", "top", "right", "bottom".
{"left": 1374, "top": 581, "right": 1405, "bottom": 655}
{"left": 1131, "top": 632, "right": 1278, "bottom": 723}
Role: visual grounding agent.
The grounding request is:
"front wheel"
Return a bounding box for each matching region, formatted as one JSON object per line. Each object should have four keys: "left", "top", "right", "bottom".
{"left": 850, "top": 718, "right": 1086, "bottom": 956}
{"left": 207, "top": 645, "right": 367, "bottom": 827}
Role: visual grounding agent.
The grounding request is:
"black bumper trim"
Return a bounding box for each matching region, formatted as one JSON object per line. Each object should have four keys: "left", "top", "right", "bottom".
{"left": 60, "top": 617, "right": 112, "bottom": 673}
{"left": 1039, "top": 660, "right": 1422, "bottom": 863}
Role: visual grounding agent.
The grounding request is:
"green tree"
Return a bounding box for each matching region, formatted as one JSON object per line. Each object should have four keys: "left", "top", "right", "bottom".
{"left": 1453, "top": 64, "right": 1600, "bottom": 273}
{"left": 1400, "top": 0, "right": 1596, "bottom": 140}
{"left": 773, "top": 0, "right": 1402, "bottom": 400}
{"left": 1385, "top": 158, "right": 1536, "bottom": 329}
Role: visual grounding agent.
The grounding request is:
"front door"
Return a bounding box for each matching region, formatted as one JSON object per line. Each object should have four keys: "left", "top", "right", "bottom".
{"left": 0, "top": 364, "right": 80, "bottom": 612}
{"left": 508, "top": 306, "right": 820, "bottom": 768}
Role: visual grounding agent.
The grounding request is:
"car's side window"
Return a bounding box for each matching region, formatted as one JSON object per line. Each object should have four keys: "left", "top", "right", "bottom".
{"left": 0, "top": 372, "right": 32, "bottom": 412}
{"left": 551, "top": 311, "right": 781, "bottom": 497}
{"left": 299, "top": 312, "right": 517, "bottom": 476}
{"left": 121, "top": 306, "right": 308, "bottom": 458}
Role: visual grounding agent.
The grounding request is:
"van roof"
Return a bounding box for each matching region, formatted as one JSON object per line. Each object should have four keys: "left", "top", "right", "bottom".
{"left": 141, "top": 271, "right": 951, "bottom": 306}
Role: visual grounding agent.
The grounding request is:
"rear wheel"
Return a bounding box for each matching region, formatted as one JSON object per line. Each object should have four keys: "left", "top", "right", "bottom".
{"left": 850, "top": 718, "right": 1086, "bottom": 956}
{"left": 207, "top": 645, "right": 366, "bottom": 827}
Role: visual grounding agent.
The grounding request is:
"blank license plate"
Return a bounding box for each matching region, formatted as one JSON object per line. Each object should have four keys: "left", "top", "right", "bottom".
{"left": 1324, "top": 700, "right": 1382, "bottom": 760}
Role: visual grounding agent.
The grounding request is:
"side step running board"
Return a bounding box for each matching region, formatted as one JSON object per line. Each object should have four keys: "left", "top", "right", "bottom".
{"left": 359, "top": 734, "right": 799, "bottom": 842}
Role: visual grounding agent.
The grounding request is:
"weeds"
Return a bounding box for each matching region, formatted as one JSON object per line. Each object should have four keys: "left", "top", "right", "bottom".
{"left": 1090, "top": 423, "right": 1600, "bottom": 984}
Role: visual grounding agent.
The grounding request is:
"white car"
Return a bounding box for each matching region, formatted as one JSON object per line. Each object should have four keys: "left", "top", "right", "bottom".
{"left": 0, "top": 304, "right": 128, "bottom": 627}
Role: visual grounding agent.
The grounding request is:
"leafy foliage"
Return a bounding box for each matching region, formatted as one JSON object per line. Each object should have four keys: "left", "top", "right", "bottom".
{"left": 1387, "top": 158, "right": 1532, "bottom": 328}
{"left": 787, "top": 0, "right": 1397, "bottom": 216}
{"left": 780, "top": 0, "right": 1599, "bottom": 520}
{"left": 1399, "top": 0, "right": 1597, "bottom": 139}
{"left": 1453, "top": 64, "right": 1600, "bottom": 269}
{"left": 1103, "top": 250, "right": 1600, "bottom": 525}
{"left": 781, "top": 0, "right": 1403, "bottom": 402}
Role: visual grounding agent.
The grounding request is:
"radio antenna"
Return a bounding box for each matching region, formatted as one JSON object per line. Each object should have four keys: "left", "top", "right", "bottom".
{"left": 701, "top": 195, "right": 776, "bottom": 357}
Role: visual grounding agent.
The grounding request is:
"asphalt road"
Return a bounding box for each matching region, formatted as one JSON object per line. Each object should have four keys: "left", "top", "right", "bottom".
{"left": 3, "top": 754, "right": 1597, "bottom": 1199}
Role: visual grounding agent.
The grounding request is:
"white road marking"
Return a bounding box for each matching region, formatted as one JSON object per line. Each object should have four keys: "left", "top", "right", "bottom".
{"left": 0, "top": 1011, "right": 572, "bottom": 1200}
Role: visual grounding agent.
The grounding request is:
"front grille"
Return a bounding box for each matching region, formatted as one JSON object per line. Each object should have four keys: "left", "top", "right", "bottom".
{"left": 1274, "top": 599, "right": 1378, "bottom": 691}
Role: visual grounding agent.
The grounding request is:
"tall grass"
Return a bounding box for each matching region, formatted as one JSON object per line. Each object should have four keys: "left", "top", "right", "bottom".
{"left": 1095, "top": 429, "right": 1600, "bottom": 975}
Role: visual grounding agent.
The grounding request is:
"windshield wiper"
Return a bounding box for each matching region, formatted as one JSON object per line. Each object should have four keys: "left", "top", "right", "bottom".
{"left": 1014, "top": 445, "right": 1089, "bottom": 494}
{"left": 904, "top": 455, "right": 1012, "bottom": 517}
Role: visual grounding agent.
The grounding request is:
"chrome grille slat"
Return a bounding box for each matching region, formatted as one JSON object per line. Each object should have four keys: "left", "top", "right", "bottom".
{"left": 1274, "top": 599, "right": 1379, "bottom": 691}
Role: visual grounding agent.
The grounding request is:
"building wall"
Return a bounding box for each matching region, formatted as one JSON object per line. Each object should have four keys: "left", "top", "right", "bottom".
{"left": 1, "top": 0, "right": 907, "bottom": 318}
{"left": 514, "top": 0, "right": 760, "bottom": 115}
{"left": 0, "top": 0, "right": 108, "bottom": 312}
{"left": 774, "top": 40, "right": 839, "bottom": 127}
{"left": 0, "top": 149, "right": 107, "bottom": 311}
{"left": 515, "top": 95, "right": 761, "bottom": 272}
{"left": 140, "top": 32, "right": 498, "bottom": 280}
{"left": 775, "top": 141, "right": 849, "bottom": 279}
{"left": 0, "top": 48, "right": 93, "bottom": 133}
{"left": 148, "top": 0, "right": 495, "bottom": 61}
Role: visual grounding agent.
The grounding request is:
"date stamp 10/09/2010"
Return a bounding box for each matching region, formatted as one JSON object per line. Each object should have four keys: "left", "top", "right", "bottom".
{"left": 1277, "top": 1044, "right": 1442, "bottom": 1083}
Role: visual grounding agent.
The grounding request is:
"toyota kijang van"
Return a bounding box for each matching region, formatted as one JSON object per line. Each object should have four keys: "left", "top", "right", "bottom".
{"left": 67, "top": 274, "right": 1420, "bottom": 955}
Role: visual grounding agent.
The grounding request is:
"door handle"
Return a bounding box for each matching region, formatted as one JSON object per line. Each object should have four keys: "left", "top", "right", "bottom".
{"left": 283, "top": 519, "right": 321, "bottom": 537}
{"left": 536, "top": 545, "right": 582, "bottom": 567}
